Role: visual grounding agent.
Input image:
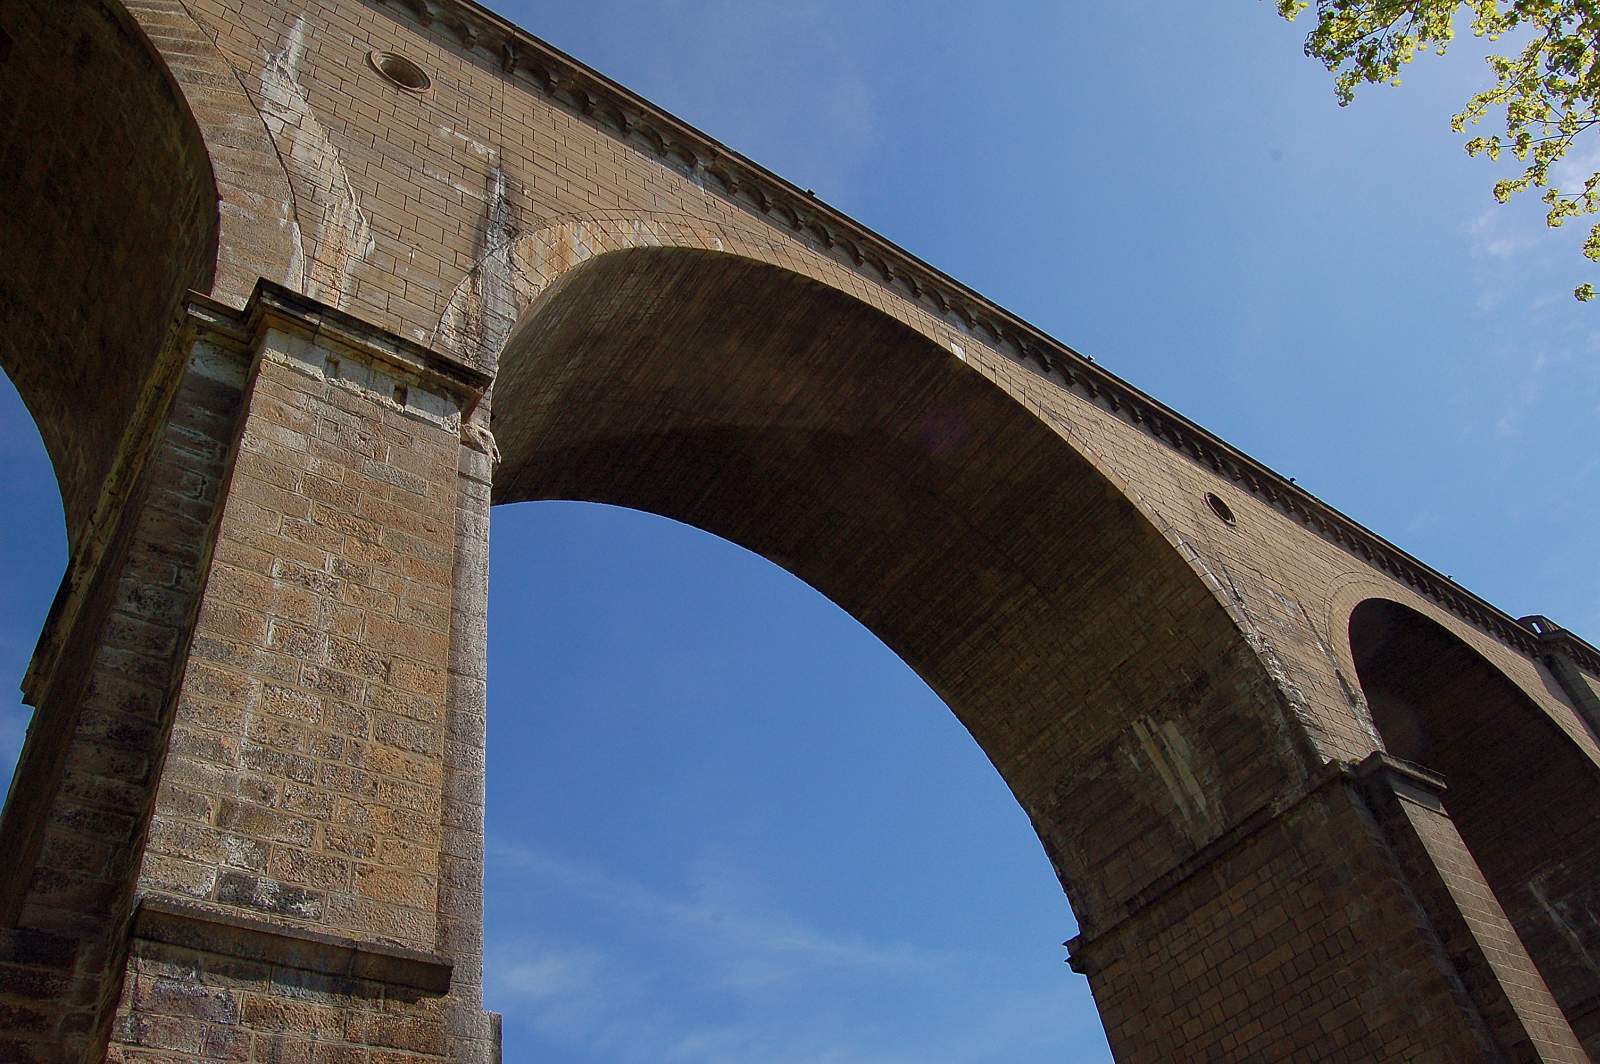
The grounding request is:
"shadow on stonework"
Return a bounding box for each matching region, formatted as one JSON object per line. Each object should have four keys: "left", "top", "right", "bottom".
{"left": 1350, "top": 597, "right": 1600, "bottom": 1056}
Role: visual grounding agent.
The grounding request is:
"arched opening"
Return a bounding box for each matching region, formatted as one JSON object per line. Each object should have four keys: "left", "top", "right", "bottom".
{"left": 482, "top": 500, "right": 1114, "bottom": 1059}
{"left": 0, "top": 372, "right": 67, "bottom": 814}
{"left": 0, "top": 0, "right": 217, "bottom": 549}
{"left": 1349, "top": 598, "right": 1600, "bottom": 1054}
{"left": 0, "top": 0, "right": 219, "bottom": 931}
{"left": 484, "top": 243, "right": 1310, "bottom": 1056}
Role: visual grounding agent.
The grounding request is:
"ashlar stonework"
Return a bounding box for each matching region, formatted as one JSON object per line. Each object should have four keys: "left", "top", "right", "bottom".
{"left": 1, "top": 0, "right": 1597, "bottom": 1060}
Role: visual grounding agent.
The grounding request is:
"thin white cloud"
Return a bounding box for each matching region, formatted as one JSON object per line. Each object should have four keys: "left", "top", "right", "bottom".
{"left": 488, "top": 839, "right": 936, "bottom": 991}
{"left": 498, "top": 946, "right": 606, "bottom": 1001}
{"left": 485, "top": 937, "right": 656, "bottom": 1054}
{"left": 481, "top": 840, "right": 1103, "bottom": 1063}
{"left": 1548, "top": 140, "right": 1600, "bottom": 197}
{"left": 1468, "top": 207, "right": 1538, "bottom": 259}
{"left": 487, "top": 934, "right": 1091, "bottom": 1064}
{"left": 1494, "top": 377, "right": 1542, "bottom": 439}
{"left": 1488, "top": 341, "right": 1579, "bottom": 442}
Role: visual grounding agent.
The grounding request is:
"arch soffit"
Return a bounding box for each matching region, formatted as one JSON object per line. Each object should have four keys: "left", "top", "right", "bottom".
{"left": 1, "top": 0, "right": 311, "bottom": 535}
{"left": 0, "top": 0, "right": 223, "bottom": 546}
{"left": 474, "top": 229, "right": 1333, "bottom": 928}
{"left": 434, "top": 210, "right": 1251, "bottom": 623}
{"left": 482, "top": 231, "right": 1240, "bottom": 650}
{"left": 1330, "top": 579, "right": 1600, "bottom": 767}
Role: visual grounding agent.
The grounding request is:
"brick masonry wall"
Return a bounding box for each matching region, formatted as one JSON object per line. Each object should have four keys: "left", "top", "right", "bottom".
{"left": 0, "top": 340, "right": 249, "bottom": 1062}
{"left": 0, "top": 0, "right": 1589, "bottom": 1057}
{"left": 135, "top": 327, "right": 465, "bottom": 952}
{"left": 109, "top": 934, "right": 449, "bottom": 1063}
{"left": 434, "top": 399, "right": 496, "bottom": 1059}
{"left": 1366, "top": 764, "right": 1583, "bottom": 1061}
{"left": 123, "top": 0, "right": 1598, "bottom": 780}
{"left": 1354, "top": 598, "right": 1600, "bottom": 1056}
{"left": 1081, "top": 763, "right": 1567, "bottom": 1062}
{"left": 1075, "top": 754, "right": 1593, "bottom": 1061}
{"left": 120, "top": 0, "right": 300, "bottom": 307}
{"left": 104, "top": 309, "right": 485, "bottom": 1062}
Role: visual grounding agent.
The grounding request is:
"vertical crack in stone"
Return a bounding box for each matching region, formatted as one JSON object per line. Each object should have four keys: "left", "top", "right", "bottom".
{"left": 437, "top": 162, "right": 539, "bottom": 370}
{"left": 473, "top": 165, "right": 520, "bottom": 361}
{"left": 259, "top": 16, "right": 373, "bottom": 309}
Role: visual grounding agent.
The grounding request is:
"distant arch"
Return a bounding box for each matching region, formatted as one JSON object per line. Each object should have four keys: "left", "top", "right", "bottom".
{"left": 1348, "top": 597, "right": 1600, "bottom": 1054}
{"left": 486, "top": 242, "right": 1312, "bottom": 942}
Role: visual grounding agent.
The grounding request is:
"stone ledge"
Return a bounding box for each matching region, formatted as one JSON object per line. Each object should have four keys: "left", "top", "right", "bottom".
{"left": 1063, "top": 756, "right": 1442, "bottom": 975}
{"left": 187, "top": 280, "right": 493, "bottom": 413}
{"left": 1351, "top": 750, "right": 1448, "bottom": 812}
{"left": 131, "top": 895, "right": 453, "bottom": 993}
{"left": 1522, "top": 614, "right": 1600, "bottom": 676}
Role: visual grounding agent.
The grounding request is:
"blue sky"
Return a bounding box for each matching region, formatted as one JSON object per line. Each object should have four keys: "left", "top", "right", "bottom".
{"left": 4, "top": 3, "right": 1599, "bottom": 1061}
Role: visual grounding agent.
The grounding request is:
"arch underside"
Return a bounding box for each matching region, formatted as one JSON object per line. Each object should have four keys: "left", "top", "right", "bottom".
{"left": 1351, "top": 598, "right": 1600, "bottom": 1054}
{"left": 0, "top": 0, "right": 217, "bottom": 547}
{"left": 489, "top": 246, "right": 1305, "bottom": 933}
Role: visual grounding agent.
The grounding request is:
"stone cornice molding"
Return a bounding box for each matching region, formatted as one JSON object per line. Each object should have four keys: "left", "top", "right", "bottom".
{"left": 189, "top": 281, "right": 493, "bottom": 410}
{"left": 133, "top": 895, "right": 453, "bottom": 992}
{"left": 370, "top": 0, "right": 1596, "bottom": 669}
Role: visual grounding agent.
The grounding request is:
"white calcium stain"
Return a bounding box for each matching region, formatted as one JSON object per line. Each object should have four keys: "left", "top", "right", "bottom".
{"left": 472, "top": 165, "right": 521, "bottom": 357}
{"left": 437, "top": 125, "right": 499, "bottom": 161}
{"left": 259, "top": 16, "right": 374, "bottom": 309}
{"left": 1130, "top": 716, "right": 1219, "bottom": 840}
{"left": 1529, "top": 879, "right": 1600, "bottom": 978}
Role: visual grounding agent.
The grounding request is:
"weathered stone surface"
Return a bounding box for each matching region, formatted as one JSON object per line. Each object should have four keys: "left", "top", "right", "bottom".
{"left": 0, "top": 1, "right": 1597, "bottom": 1061}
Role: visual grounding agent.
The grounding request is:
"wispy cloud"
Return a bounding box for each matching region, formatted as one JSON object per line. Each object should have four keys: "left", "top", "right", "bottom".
{"left": 1467, "top": 207, "right": 1538, "bottom": 260}
{"left": 498, "top": 945, "right": 606, "bottom": 1001}
{"left": 1493, "top": 377, "right": 1543, "bottom": 439}
{"left": 1487, "top": 341, "right": 1579, "bottom": 443}
{"left": 489, "top": 839, "right": 934, "bottom": 993}
{"left": 1548, "top": 141, "right": 1600, "bottom": 197}
{"left": 483, "top": 840, "right": 1098, "bottom": 1063}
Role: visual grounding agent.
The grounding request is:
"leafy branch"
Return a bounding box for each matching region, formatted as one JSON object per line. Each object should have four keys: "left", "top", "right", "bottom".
{"left": 1277, "top": 0, "right": 1600, "bottom": 300}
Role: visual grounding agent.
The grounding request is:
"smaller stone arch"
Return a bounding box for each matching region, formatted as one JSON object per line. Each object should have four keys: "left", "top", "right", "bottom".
{"left": 1323, "top": 572, "right": 1600, "bottom": 761}
{"left": 1347, "top": 596, "right": 1600, "bottom": 1056}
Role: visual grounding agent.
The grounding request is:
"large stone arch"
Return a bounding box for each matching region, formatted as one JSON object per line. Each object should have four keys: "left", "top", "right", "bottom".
{"left": 484, "top": 241, "right": 1312, "bottom": 943}
{"left": 0, "top": 0, "right": 218, "bottom": 548}
{"left": 0, "top": 2, "right": 1594, "bottom": 1057}
{"left": 0, "top": 3, "right": 240, "bottom": 1055}
{"left": 1348, "top": 596, "right": 1600, "bottom": 1057}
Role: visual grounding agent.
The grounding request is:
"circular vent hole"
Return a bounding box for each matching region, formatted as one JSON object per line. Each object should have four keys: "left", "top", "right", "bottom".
{"left": 368, "top": 50, "right": 430, "bottom": 93}
{"left": 1205, "top": 492, "right": 1237, "bottom": 527}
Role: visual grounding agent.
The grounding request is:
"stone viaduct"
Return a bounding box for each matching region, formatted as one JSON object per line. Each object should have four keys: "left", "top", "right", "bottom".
{"left": 1, "top": 0, "right": 1598, "bottom": 1059}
